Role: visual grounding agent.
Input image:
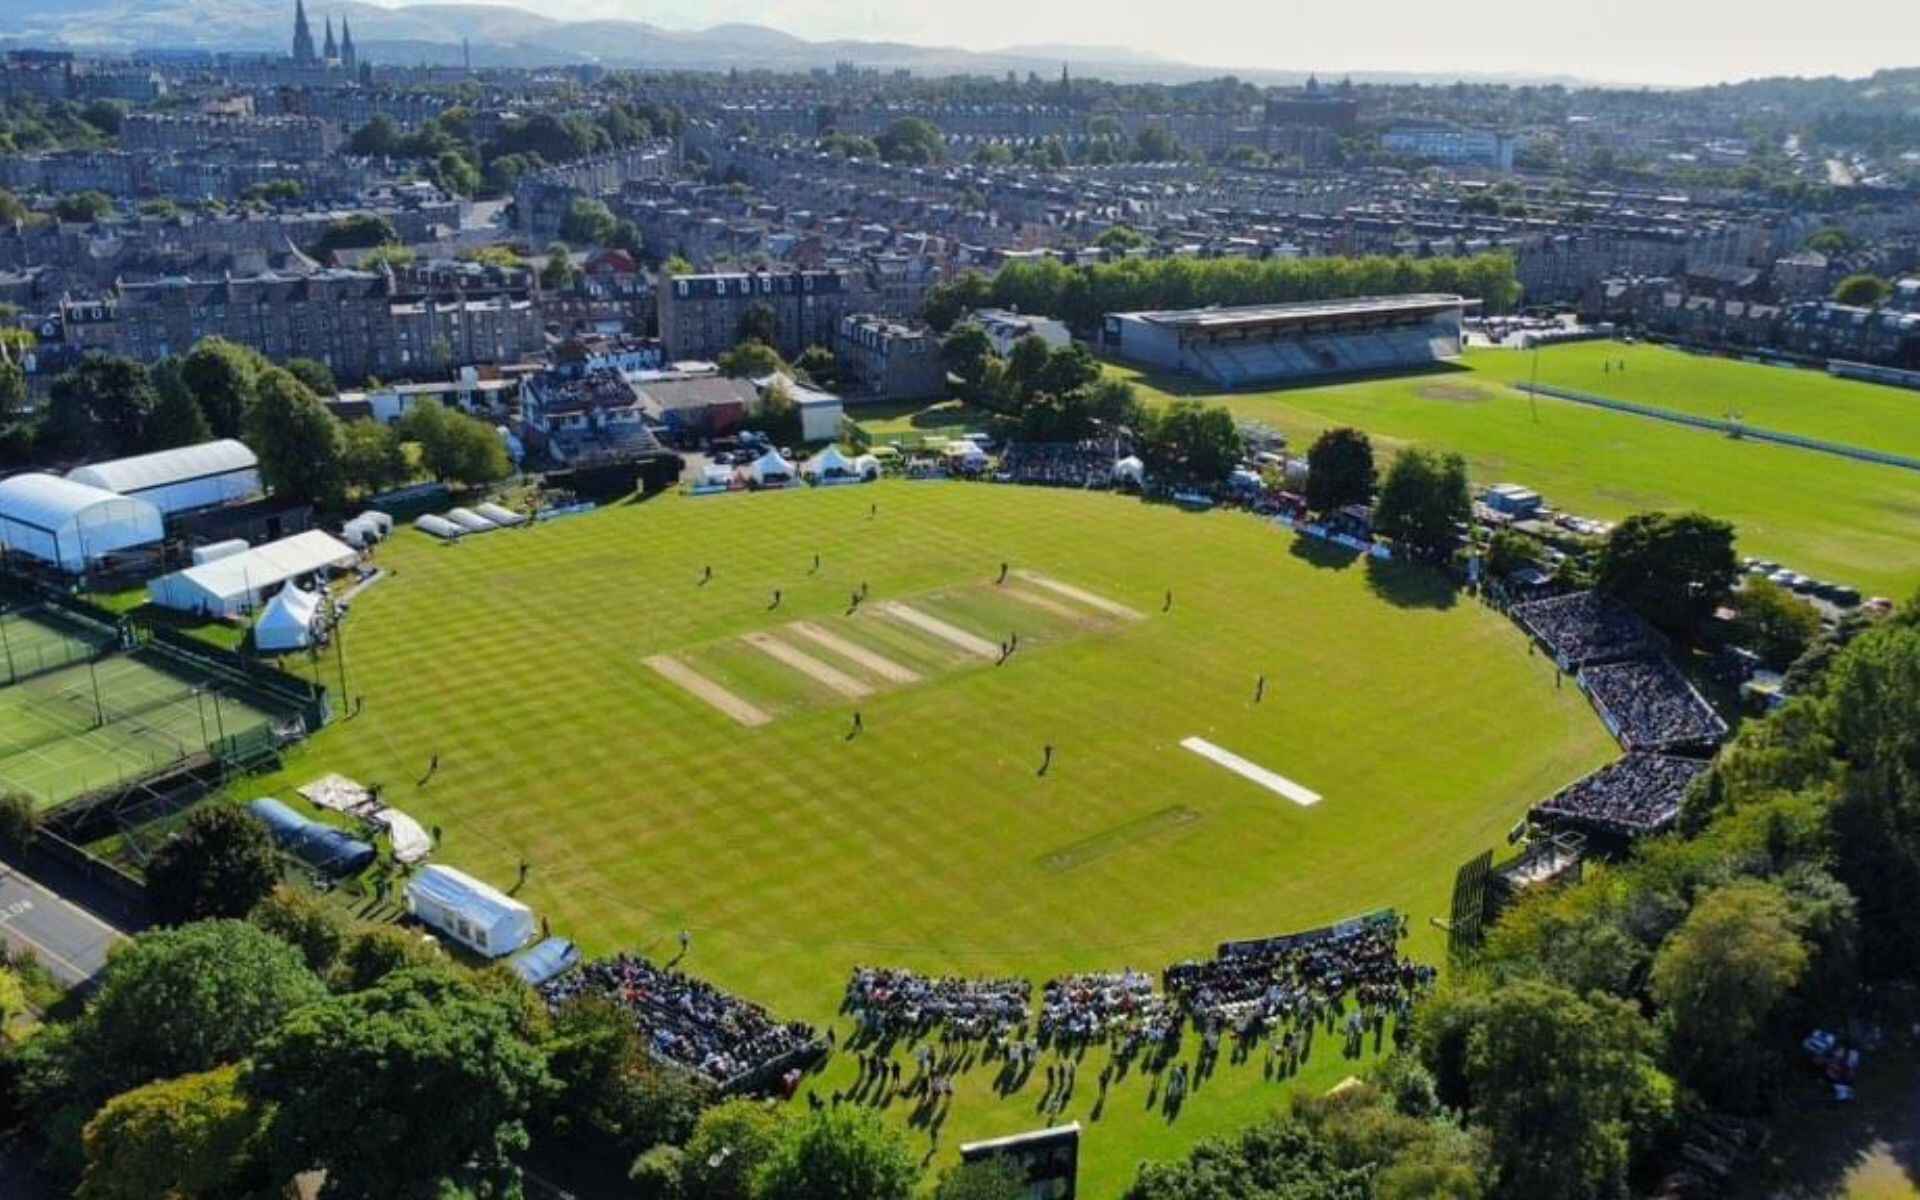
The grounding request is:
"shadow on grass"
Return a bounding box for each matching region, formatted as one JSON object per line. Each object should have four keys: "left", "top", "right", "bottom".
{"left": 1108, "top": 357, "right": 1473, "bottom": 400}
{"left": 1288, "top": 537, "right": 1361, "bottom": 571}
{"left": 1730, "top": 1049, "right": 1920, "bottom": 1200}
{"left": 1364, "top": 557, "right": 1459, "bottom": 610}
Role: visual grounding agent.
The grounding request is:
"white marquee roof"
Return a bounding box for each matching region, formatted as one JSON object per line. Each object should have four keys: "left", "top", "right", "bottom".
{"left": 0, "top": 472, "right": 149, "bottom": 531}
{"left": 164, "top": 530, "right": 355, "bottom": 604}
{"left": 67, "top": 439, "right": 257, "bottom": 496}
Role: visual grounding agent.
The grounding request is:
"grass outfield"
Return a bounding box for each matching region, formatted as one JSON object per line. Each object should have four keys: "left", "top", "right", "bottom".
{"left": 1110, "top": 348, "right": 1920, "bottom": 600}
{"left": 244, "top": 482, "right": 1614, "bottom": 1194}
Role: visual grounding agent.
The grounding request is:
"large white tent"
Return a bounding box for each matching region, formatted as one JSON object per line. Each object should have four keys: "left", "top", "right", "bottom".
{"left": 803, "top": 445, "right": 854, "bottom": 478}
{"left": 254, "top": 584, "right": 321, "bottom": 652}
{"left": 407, "top": 865, "right": 536, "bottom": 958}
{"left": 0, "top": 473, "right": 164, "bottom": 571}
{"left": 748, "top": 449, "right": 796, "bottom": 484}
{"left": 147, "top": 529, "right": 356, "bottom": 618}
{"left": 66, "top": 439, "right": 260, "bottom": 517}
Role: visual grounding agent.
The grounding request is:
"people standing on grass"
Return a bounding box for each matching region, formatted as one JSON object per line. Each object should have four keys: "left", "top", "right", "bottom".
{"left": 1163, "top": 588, "right": 1174, "bottom": 613}
{"left": 770, "top": 588, "right": 782, "bottom": 610}
{"left": 701, "top": 565, "right": 712, "bottom": 585}
{"left": 997, "top": 562, "right": 1009, "bottom": 585}
{"left": 1039, "top": 743, "right": 1054, "bottom": 776}
{"left": 1255, "top": 674, "right": 1266, "bottom": 703}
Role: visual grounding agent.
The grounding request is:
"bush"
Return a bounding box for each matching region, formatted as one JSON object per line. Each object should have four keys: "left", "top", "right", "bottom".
{"left": 628, "top": 1144, "right": 684, "bottom": 1200}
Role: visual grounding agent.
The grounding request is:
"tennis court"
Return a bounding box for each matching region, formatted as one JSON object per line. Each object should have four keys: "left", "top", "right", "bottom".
{"left": 0, "top": 605, "right": 117, "bottom": 686}
{"left": 0, "top": 648, "right": 292, "bottom": 811}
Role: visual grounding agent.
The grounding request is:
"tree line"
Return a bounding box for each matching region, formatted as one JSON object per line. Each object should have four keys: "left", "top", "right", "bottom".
{"left": 924, "top": 252, "right": 1523, "bottom": 336}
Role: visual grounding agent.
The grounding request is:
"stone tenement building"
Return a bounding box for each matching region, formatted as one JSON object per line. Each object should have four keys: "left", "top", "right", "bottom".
{"left": 59, "top": 262, "right": 541, "bottom": 382}
{"left": 120, "top": 113, "right": 344, "bottom": 159}
{"left": 834, "top": 313, "right": 944, "bottom": 402}
{"left": 658, "top": 269, "right": 854, "bottom": 361}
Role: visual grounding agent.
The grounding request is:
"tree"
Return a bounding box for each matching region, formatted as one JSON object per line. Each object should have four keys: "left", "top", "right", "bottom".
{"left": 245, "top": 368, "right": 345, "bottom": 507}
{"left": 875, "top": 117, "right": 945, "bottom": 165}
{"left": 972, "top": 143, "right": 1013, "bottom": 167}
{"left": 1595, "top": 511, "right": 1738, "bottom": 635}
{"left": 1133, "top": 125, "right": 1181, "bottom": 161}
{"left": 53, "top": 191, "right": 113, "bottom": 223}
{"left": 629, "top": 1144, "right": 685, "bottom": 1200}
{"left": 539, "top": 997, "right": 707, "bottom": 1162}
{"left": 1804, "top": 227, "right": 1855, "bottom": 256}
{"left": 339, "top": 418, "right": 411, "bottom": 494}
{"left": 1733, "top": 577, "right": 1823, "bottom": 669}
{"left": 717, "top": 340, "right": 783, "bottom": 380}
{"left": 69, "top": 921, "right": 326, "bottom": 1104}
{"left": 754, "top": 1107, "right": 918, "bottom": 1200}
{"left": 941, "top": 324, "right": 996, "bottom": 403}
{"left": 359, "top": 243, "right": 416, "bottom": 272}
{"left": 737, "top": 301, "right": 778, "bottom": 348}
{"left": 932, "top": 1157, "right": 1028, "bottom": 1200}
{"left": 1650, "top": 880, "right": 1809, "bottom": 1110}
{"left": 0, "top": 357, "right": 25, "bottom": 426}
{"left": 77, "top": 1065, "right": 269, "bottom": 1200}
{"left": 333, "top": 924, "right": 442, "bottom": 992}
{"left": 1001, "top": 334, "right": 1053, "bottom": 407}
{"left": 0, "top": 789, "right": 40, "bottom": 853}
{"left": 46, "top": 354, "right": 156, "bottom": 456}
{"left": 560, "top": 197, "right": 618, "bottom": 246}
{"left": 1372, "top": 447, "right": 1471, "bottom": 561}
{"left": 285, "top": 358, "right": 337, "bottom": 397}
{"left": 749, "top": 378, "right": 803, "bottom": 445}
{"left": 398, "top": 400, "right": 509, "bottom": 486}
{"left": 1122, "top": 1114, "right": 1373, "bottom": 1200}
{"left": 794, "top": 344, "right": 839, "bottom": 389}
{"left": 1094, "top": 225, "right": 1148, "bottom": 252}
{"left": 246, "top": 968, "right": 554, "bottom": 1200}
{"left": 662, "top": 253, "right": 695, "bottom": 277}
{"left": 1451, "top": 980, "right": 1667, "bottom": 1200}
{"left": 541, "top": 242, "right": 576, "bottom": 290}
{"left": 310, "top": 214, "right": 400, "bottom": 257}
{"left": 1832, "top": 273, "right": 1892, "bottom": 307}
{"left": 0, "top": 186, "right": 28, "bottom": 225}
{"left": 923, "top": 271, "right": 993, "bottom": 333}
{"left": 250, "top": 885, "right": 348, "bottom": 976}
{"left": 347, "top": 115, "right": 401, "bottom": 157}
{"left": 180, "top": 337, "right": 263, "bottom": 438}
{"left": 679, "top": 1098, "right": 785, "bottom": 1200}
{"left": 1304, "top": 427, "right": 1376, "bottom": 513}
{"left": 142, "top": 375, "right": 213, "bottom": 451}
{"left": 1485, "top": 529, "right": 1539, "bottom": 579}
{"left": 146, "top": 805, "right": 280, "bottom": 925}
{"left": 1139, "top": 399, "right": 1243, "bottom": 486}
{"left": 434, "top": 150, "right": 480, "bottom": 198}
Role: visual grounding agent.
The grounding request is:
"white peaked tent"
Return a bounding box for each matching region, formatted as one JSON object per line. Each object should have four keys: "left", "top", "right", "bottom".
{"left": 852, "top": 453, "right": 882, "bottom": 480}
{"left": 255, "top": 585, "right": 321, "bottom": 652}
{"left": 147, "top": 530, "right": 356, "bottom": 618}
{"left": 804, "top": 445, "right": 853, "bottom": 478}
{"left": 407, "top": 865, "right": 535, "bottom": 958}
{"left": 1113, "top": 455, "right": 1146, "bottom": 485}
{"left": 749, "top": 449, "right": 795, "bottom": 483}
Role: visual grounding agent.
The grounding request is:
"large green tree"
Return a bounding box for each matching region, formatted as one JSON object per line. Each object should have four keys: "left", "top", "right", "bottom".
{"left": 77, "top": 1065, "right": 269, "bottom": 1200}
{"left": 1139, "top": 400, "right": 1243, "bottom": 486}
{"left": 245, "top": 968, "right": 555, "bottom": 1200}
{"left": 46, "top": 354, "right": 156, "bottom": 456}
{"left": 68, "top": 921, "right": 326, "bottom": 1104}
{"left": 1832, "top": 273, "right": 1891, "bottom": 307}
{"left": 180, "top": 337, "right": 263, "bottom": 438}
{"left": 338, "top": 418, "right": 412, "bottom": 494}
{"left": 1650, "top": 880, "right": 1809, "bottom": 1110}
{"left": 1304, "top": 426, "right": 1376, "bottom": 513}
{"left": 875, "top": 117, "right": 945, "bottom": 165}
{"left": 245, "top": 368, "right": 345, "bottom": 506}
{"left": 933, "top": 1158, "right": 1029, "bottom": 1200}
{"left": 1733, "top": 577, "right": 1823, "bottom": 669}
{"left": 678, "top": 1098, "right": 785, "bottom": 1200}
{"left": 753, "top": 1107, "right": 918, "bottom": 1200}
{"left": 398, "top": 400, "right": 510, "bottom": 486}
{"left": 1595, "top": 511, "right": 1739, "bottom": 634}
{"left": 145, "top": 804, "right": 281, "bottom": 925}
{"left": 1372, "top": 447, "right": 1471, "bottom": 560}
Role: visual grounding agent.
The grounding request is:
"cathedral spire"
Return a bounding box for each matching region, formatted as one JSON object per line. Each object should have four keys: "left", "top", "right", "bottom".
{"left": 323, "top": 15, "right": 337, "bottom": 61}
{"left": 292, "top": 0, "right": 316, "bottom": 66}
{"left": 340, "top": 16, "right": 356, "bottom": 71}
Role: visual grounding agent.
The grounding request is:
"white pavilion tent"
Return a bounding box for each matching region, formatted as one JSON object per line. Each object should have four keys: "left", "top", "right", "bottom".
{"left": 803, "top": 445, "right": 854, "bottom": 478}
{"left": 1113, "top": 455, "right": 1146, "bottom": 485}
{"left": 66, "top": 439, "right": 260, "bottom": 517}
{"left": 749, "top": 449, "right": 796, "bottom": 484}
{"left": 147, "top": 530, "right": 356, "bottom": 618}
{"left": 254, "top": 584, "right": 322, "bottom": 652}
{"left": 851, "top": 453, "right": 882, "bottom": 480}
{"left": 0, "top": 473, "right": 164, "bottom": 571}
{"left": 406, "top": 865, "right": 536, "bottom": 958}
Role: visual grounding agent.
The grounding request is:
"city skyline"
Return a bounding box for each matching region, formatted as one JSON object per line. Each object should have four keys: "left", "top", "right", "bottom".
{"left": 364, "top": 0, "right": 1920, "bottom": 87}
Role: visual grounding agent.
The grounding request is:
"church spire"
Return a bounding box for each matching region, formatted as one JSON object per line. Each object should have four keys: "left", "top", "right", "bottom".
{"left": 340, "top": 16, "right": 356, "bottom": 72}
{"left": 292, "top": 0, "right": 316, "bottom": 66}
{"left": 323, "top": 15, "right": 337, "bottom": 61}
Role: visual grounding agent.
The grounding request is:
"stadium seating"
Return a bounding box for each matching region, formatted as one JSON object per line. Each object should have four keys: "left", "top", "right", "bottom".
{"left": 1186, "top": 321, "right": 1459, "bottom": 388}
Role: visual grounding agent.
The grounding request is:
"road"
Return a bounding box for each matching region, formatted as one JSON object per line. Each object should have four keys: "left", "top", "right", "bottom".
{"left": 0, "top": 863, "right": 126, "bottom": 986}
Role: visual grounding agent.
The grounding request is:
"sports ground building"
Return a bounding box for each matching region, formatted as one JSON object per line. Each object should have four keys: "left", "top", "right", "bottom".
{"left": 1104, "top": 294, "right": 1473, "bottom": 388}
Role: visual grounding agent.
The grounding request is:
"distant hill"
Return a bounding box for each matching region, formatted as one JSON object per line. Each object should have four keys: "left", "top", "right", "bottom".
{"left": 0, "top": 0, "right": 1595, "bottom": 86}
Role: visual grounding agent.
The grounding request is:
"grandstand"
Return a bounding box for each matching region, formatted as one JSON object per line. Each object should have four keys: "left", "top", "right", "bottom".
{"left": 1103, "top": 294, "right": 1473, "bottom": 387}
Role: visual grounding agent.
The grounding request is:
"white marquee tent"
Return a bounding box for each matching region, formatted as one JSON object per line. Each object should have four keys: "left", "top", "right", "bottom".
{"left": 803, "top": 445, "right": 854, "bottom": 478}
{"left": 749, "top": 449, "right": 796, "bottom": 484}
{"left": 254, "top": 584, "right": 321, "bottom": 652}
{"left": 66, "top": 439, "right": 261, "bottom": 517}
{"left": 407, "top": 865, "right": 536, "bottom": 958}
{"left": 0, "top": 473, "right": 164, "bottom": 571}
{"left": 147, "top": 529, "right": 356, "bottom": 618}
{"left": 1113, "top": 455, "right": 1146, "bottom": 485}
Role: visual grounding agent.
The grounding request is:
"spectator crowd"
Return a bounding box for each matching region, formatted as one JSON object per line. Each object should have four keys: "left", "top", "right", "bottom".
{"left": 995, "top": 441, "right": 1119, "bottom": 489}
{"left": 1512, "top": 591, "right": 1660, "bottom": 666}
{"left": 843, "top": 967, "right": 1032, "bottom": 1039}
{"left": 540, "top": 953, "right": 816, "bottom": 1085}
{"left": 1163, "top": 916, "right": 1433, "bottom": 1037}
{"left": 1534, "top": 752, "right": 1709, "bottom": 836}
{"left": 1582, "top": 657, "right": 1730, "bottom": 750}
{"left": 1037, "top": 970, "right": 1175, "bottom": 1045}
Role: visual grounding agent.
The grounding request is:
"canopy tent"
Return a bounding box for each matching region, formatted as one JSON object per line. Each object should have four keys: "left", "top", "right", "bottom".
{"left": 340, "top": 512, "right": 390, "bottom": 548}
{"left": 1113, "top": 455, "right": 1146, "bottom": 484}
{"left": 474, "top": 502, "right": 527, "bottom": 528}
{"left": 748, "top": 449, "right": 796, "bottom": 484}
{"left": 851, "top": 453, "right": 882, "bottom": 480}
{"left": 407, "top": 865, "right": 536, "bottom": 958}
{"left": 803, "top": 445, "right": 854, "bottom": 478}
{"left": 509, "top": 937, "right": 581, "bottom": 986}
{"left": 254, "top": 584, "right": 321, "bottom": 652}
{"left": 191, "top": 538, "right": 249, "bottom": 565}
{"left": 247, "top": 798, "right": 376, "bottom": 877}
{"left": 148, "top": 530, "right": 355, "bottom": 618}
{"left": 415, "top": 514, "right": 464, "bottom": 540}
{"left": 943, "top": 440, "right": 987, "bottom": 463}
{"left": 0, "top": 474, "right": 164, "bottom": 572}
{"left": 700, "top": 462, "right": 734, "bottom": 486}
{"left": 444, "top": 507, "right": 498, "bottom": 533}
{"left": 67, "top": 439, "right": 260, "bottom": 517}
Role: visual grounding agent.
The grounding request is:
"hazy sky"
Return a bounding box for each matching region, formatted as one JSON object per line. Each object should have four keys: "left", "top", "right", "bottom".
{"left": 380, "top": 0, "right": 1920, "bottom": 86}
